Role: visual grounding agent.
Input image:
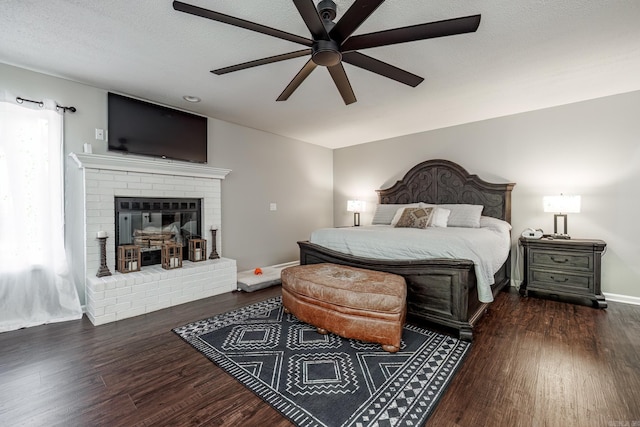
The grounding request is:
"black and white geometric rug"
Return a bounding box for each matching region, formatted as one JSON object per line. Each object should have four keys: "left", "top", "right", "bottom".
{"left": 173, "top": 297, "right": 470, "bottom": 427}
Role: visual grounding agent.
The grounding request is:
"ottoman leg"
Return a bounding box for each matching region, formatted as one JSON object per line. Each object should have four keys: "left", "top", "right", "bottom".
{"left": 317, "top": 327, "right": 328, "bottom": 335}
{"left": 382, "top": 344, "right": 400, "bottom": 353}
{"left": 283, "top": 307, "right": 291, "bottom": 314}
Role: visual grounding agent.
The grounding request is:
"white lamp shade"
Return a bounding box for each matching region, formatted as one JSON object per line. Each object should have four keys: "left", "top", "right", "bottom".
{"left": 543, "top": 195, "right": 581, "bottom": 213}
{"left": 347, "top": 200, "right": 365, "bottom": 212}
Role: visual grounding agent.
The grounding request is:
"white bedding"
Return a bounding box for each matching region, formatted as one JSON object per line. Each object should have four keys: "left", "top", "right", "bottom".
{"left": 309, "top": 217, "right": 512, "bottom": 303}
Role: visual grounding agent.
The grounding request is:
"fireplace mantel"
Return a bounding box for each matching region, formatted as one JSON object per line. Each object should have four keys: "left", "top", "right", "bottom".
{"left": 69, "top": 152, "right": 231, "bottom": 180}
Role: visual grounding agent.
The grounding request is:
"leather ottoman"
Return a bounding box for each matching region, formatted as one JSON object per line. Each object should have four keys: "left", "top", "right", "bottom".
{"left": 281, "top": 263, "right": 407, "bottom": 353}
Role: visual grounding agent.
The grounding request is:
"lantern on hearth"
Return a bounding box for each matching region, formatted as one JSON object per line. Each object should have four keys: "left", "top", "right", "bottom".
{"left": 188, "top": 238, "right": 206, "bottom": 262}
{"left": 162, "top": 243, "right": 183, "bottom": 270}
{"left": 117, "top": 245, "right": 141, "bottom": 273}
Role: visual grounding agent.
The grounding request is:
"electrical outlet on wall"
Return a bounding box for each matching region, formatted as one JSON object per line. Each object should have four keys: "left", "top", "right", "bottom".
{"left": 95, "top": 128, "right": 105, "bottom": 141}
{"left": 270, "top": 203, "right": 277, "bottom": 211}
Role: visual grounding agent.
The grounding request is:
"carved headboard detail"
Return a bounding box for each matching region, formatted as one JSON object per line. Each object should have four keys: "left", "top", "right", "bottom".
{"left": 376, "top": 159, "right": 516, "bottom": 222}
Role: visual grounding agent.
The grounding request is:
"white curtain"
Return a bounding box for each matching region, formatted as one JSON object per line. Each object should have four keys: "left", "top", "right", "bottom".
{"left": 0, "top": 93, "right": 82, "bottom": 333}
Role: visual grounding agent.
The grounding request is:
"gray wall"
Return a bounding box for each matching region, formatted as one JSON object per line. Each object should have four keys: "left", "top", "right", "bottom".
{"left": 1, "top": 62, "right": 333, "bottom": 303}
{"left": 333, "top": 90, "right": 640, "bottom": 300}
{"left": 210, "top": 120, "right": 333, "bottom": 271}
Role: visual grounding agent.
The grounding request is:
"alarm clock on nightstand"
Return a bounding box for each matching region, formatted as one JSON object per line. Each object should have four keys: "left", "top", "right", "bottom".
{"left": 521, "top": 228, "right": 544, "bottom": 239}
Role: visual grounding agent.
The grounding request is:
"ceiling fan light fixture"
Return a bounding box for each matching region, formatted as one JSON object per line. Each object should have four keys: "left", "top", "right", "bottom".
{"left": 312, "top": 39, "right": 342, "bottom": 66}
{"left": 183, "top": 95, "right": 201, "bottom": 103}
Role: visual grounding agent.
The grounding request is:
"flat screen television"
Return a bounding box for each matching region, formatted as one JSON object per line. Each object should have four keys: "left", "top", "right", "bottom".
{"left": 108, "top": 92, "right": 208, "bottom": 163}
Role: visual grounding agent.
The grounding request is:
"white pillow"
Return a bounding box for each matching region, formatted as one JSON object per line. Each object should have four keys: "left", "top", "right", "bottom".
{"left": 437, "top": 204, "right": 484, "bottom": 228}
{"left": 372, "top": 203, "right": 421, "bottom": 225}
{"left": 430, "top": 207, "right": 451, "bottom": 228}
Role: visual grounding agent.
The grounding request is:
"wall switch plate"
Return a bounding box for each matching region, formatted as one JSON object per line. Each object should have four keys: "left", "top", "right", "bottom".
{"left": 95, "top": 128, "right": 105, "bottom": 141}
{"left": 270, "top": 203, "right": 277, "bottom": 211}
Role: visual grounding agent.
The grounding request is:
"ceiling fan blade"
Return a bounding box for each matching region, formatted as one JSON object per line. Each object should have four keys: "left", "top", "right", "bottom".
{"left": 212, "top": 49, "right": 312, "bottom": 75}
{"left": 277, "top": 59, "right": 318, "bottom": 101}
{"left": 173, "top": 1, "right": 312, "bottom": 47}
{"left": 293, "top": 0, "right": 330, "bottom": 40}
{"left": 342, "top": 51, "right": 423, "bottom": 87}
{"left": 327, "top": 64, "right": 357, "bottom": 105}
{"left": 342, "top": 14, "right": 481, "bottom": 52}
{"left": 329, "top": 0, "right": 385, "bottom": 44}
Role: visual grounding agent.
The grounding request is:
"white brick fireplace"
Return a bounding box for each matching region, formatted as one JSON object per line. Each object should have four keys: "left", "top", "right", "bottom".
{"left": 67, "top": 153, "right": 236, "bottom": 325}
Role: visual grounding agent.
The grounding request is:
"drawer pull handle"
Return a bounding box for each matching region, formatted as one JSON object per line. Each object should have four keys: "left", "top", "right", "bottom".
{"left": 550, "top": 257, "right": 569, "bottom": 263}
{"left": 550, "top": 276, "right": 569, "bottom": 283}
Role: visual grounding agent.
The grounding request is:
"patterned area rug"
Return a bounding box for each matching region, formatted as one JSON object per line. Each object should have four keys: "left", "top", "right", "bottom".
{"left": 173, "top": 297, "right": 470, "bottom": 427}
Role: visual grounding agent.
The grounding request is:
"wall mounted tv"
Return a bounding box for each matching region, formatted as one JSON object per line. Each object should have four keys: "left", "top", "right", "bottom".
{"left": 108, "top": 92, "right": 208, "bottom": 163}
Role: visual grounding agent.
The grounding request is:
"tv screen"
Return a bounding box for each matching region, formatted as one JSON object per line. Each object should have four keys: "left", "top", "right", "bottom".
{"left": 108, "top": 92, "right": 207, "bottom": 163}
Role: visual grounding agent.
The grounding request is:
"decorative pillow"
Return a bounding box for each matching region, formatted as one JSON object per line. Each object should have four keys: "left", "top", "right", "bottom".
{"left": 394, "top": 207, "right": 435, "bottom": 229}
{"left": 372, "top": 203, "right": 421, "bottom": 225}
{"left": 390, "top": 204, "right": 449, "bottom": 228}
{"left": 438, "top": 204, "right": 484, "bottom": 228}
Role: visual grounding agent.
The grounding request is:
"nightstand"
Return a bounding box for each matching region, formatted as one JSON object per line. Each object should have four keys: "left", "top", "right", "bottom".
{"left": 519, "top": 237, "right": 607, "bottom": 308}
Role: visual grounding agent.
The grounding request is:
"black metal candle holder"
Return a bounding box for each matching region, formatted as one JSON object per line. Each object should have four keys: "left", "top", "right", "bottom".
{"left": 97, "top": 236, "right": 112, "bottom": 277}
{"left": 209, "top": 228, "right": 219, "bottom": 260}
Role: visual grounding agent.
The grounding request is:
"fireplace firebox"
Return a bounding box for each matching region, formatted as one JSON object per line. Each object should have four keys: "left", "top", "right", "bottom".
{"left": 114, "top": 197, "right": 202, "bottom": 267}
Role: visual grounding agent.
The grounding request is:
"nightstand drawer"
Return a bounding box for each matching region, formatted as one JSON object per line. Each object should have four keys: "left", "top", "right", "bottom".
{"left": 529, "top": 269, "right": 592, "bottom": 291}
{"left": 529, "top": 249, "right": 593, "bottom": 272}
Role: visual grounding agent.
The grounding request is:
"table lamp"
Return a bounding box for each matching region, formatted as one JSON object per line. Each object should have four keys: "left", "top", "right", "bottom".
{"left": 543, "top": 194, "right": 581, "bottom": 239}
{"left": 347, "top": 200, "right": 365, "bottom": 227}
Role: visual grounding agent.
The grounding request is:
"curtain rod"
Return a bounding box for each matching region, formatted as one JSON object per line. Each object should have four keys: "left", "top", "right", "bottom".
{"left": 16, "top": 96, "right": 77, "bottom": 113}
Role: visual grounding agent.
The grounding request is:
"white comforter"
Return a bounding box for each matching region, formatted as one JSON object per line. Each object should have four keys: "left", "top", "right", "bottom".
{"left": 309, "top": 217, "right": 512, "bottom": 303}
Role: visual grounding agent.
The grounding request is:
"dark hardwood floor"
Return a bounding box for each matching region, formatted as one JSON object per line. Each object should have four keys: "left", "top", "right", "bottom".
{"left": 1, "top": 286, "right": 639, "bottom": 427}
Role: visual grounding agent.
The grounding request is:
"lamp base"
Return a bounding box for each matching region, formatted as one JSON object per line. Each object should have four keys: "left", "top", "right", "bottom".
{"left": 553, "top": 213, "right": 569, "bottom": 236}
{"left": 550, "top": 233, "right": 571, "bottom": 240}
{"left": 353, "top": 212, "right": 360, "bottom": 227}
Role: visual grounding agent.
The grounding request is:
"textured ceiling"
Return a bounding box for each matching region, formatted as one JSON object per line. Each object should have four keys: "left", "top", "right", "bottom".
{"left": 1, "top": 0, "right": 639, "bottom": 148}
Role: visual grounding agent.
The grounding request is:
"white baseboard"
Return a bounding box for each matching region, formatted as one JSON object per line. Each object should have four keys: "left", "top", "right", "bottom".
{"left": 603, "top": 292, "right": 640, "bottom": 306}
{"left": 512, "top": 280, "right": 640, "bottom": 306}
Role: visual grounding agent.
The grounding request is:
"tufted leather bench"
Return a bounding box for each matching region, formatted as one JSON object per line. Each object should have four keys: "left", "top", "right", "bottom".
{"left": 281, "top": 263, "right": 407, "bottom": 353}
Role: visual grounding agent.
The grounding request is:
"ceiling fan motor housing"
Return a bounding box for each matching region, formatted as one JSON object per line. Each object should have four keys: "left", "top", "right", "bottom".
{"left": 318, "top": 0, "right": 337, "bottom": 21}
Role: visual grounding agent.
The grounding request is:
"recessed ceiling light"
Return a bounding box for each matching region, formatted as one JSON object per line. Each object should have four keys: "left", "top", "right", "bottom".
{"left": 183, "top": 95, "right": 201, "bottom": 103}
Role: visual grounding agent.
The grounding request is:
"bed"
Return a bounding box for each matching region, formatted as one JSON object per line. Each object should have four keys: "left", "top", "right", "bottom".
{"left": 297, "top": 159, "right": 516, "bottom": 341}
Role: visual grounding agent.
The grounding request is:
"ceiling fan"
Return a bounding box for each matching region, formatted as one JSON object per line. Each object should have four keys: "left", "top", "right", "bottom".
{"left": 173, "top": 0, "right": 480, "bottom": 105}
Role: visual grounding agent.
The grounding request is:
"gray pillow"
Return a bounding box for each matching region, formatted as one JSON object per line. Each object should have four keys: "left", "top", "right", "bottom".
{"left": 437, "top": 204, "right": 483, "bottom": 228}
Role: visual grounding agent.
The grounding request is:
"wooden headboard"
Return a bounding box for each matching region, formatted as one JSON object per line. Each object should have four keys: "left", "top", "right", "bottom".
{"left": 376, "top": 159, "right": 516, "bottom": 222}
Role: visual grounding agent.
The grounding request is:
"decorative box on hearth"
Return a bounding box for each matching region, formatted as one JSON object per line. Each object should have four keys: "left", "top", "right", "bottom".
{"left": 117, "top": 245, "right": 141, "bottom": 273}
{"left": 162, "top": 243, "right": 183, "bottom": 270}
{"left": 188, "top": 238, "right": 207, "bottom": 262}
